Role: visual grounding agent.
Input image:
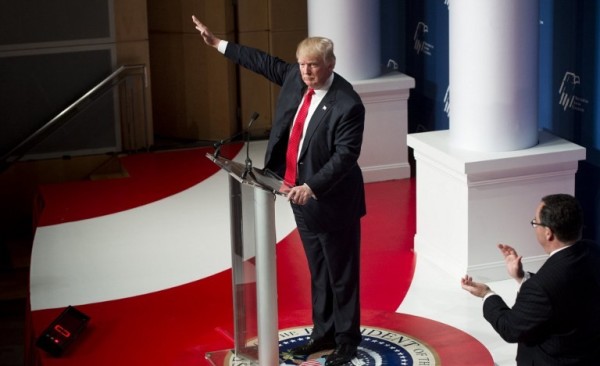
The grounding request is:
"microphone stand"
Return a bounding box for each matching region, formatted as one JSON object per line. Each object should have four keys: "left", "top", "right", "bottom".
{"left": 241, "top": 112, "right": 259, "bottom": 179}
{"left": 212, "top": 112, "right": 259, "bottom": 159}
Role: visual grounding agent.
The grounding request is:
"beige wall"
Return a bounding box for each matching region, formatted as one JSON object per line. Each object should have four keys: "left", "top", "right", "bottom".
{"left": 148, "top": 0, "right": 307, "bottom": 141}
{"left": 115, "top": 0, "right": 154, "bottom": 150}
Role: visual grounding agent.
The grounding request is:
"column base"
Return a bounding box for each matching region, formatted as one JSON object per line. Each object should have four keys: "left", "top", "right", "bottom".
{"left": 353, "top": 72, "right": 415, "bottom": 183}
{"left": 407, "top": 130, "right": 586, "bottom": 281}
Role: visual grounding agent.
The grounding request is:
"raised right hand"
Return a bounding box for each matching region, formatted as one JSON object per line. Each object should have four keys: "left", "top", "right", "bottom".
{"left": 498, "top": 243, "right": 525, "bottom": 282}
{"left": 191, "top": 15, "right": 221, "bottom": 48}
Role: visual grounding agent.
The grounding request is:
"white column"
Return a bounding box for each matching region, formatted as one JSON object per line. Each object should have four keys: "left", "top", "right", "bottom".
{"left": 449, "top": 0, "right": 539, "bottom": 152}
{"left": 307, "top": 0, "right": 380, "bottom": 81}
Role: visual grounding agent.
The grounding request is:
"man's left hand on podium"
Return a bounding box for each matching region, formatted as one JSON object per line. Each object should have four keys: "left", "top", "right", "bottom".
{"left": 286, "top": 183, "right": 315, "bottom": 205}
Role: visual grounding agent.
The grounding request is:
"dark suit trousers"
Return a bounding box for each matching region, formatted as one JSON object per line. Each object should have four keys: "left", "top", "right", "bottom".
{"left": 292, "top": 204, "right": 362, "bottom": 346}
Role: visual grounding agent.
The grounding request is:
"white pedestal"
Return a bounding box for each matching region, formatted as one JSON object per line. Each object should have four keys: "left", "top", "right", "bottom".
{"left": 354, "top": 72, "right": 415, "bottom": 183}
{"left": 407, "top": 130, "right": 586, "bottom": 281}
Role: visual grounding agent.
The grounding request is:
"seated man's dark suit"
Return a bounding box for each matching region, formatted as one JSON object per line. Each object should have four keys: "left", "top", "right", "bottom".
{"left": 484, "top": 240, "right": 600, "bottom": 365}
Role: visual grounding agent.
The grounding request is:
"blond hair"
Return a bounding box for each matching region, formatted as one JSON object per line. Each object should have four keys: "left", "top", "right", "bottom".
{"left": 296, "top": 37, "right": 336, "bottom": 67}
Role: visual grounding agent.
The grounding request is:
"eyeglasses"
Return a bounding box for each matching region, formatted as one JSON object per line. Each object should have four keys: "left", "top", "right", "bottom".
{"left": 530, "top": 218, "right": 549, "bottom": 228}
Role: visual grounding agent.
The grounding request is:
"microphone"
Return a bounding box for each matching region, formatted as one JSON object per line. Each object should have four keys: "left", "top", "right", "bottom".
{"left": 242, "top": 112, "right": 259, "bottom": 179}
{"left": 213, "top": 132, "right": 244, "bottom": 159}
{"left": 213, "top": 112, "right": 258, "bottom": 158}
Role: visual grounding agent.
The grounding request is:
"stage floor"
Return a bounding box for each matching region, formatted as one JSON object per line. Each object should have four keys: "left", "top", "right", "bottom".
{"left": 29, "top": 141, "right": 516, "bottom": 365}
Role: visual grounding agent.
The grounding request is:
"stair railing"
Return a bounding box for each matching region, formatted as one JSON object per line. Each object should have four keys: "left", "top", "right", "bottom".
{"left": 0, "top": 64, "right": 149, "bottom": 172}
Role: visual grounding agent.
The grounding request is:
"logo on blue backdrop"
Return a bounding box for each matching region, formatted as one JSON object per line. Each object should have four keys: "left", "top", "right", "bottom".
{"left": 444, "top": 86, "right": 450, "bottom": 118}
{"left": 387, "top": 59, "right": 399, "bottom": 71}
{"left": 559, "top": 71, "right": 589, "bottom": 112}
{"left": 414, "top": 22, "right": 434, "bottom": 56}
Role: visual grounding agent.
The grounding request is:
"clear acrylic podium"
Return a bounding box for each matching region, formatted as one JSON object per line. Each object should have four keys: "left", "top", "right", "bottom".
{"left": 205, "top": 152, "right": 285, "bottom": 366}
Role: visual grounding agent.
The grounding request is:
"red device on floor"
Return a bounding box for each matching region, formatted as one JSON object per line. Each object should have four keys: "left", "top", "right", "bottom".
{"left": 35, "top": 306, "right": 90, "bottom": 357}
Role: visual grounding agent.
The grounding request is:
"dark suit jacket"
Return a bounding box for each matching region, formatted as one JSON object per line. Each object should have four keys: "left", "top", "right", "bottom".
{"left": 224, "top": 43, "right": 366, "bottom": 233}
{"left": 483, "top": 240, "right": 600, "bottom": 365}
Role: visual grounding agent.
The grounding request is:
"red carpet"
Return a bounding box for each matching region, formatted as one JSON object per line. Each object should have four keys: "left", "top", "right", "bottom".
{"left": 29, "top": 146, "right": 493, "bottom": 365}
{"left": 35, "top": 144, "right": 242, "bottom": 226}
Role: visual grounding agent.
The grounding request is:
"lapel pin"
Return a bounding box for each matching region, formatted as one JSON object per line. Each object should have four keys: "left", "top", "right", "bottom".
{"left": 322, "top": 106, "right": 327, "bottom": 110}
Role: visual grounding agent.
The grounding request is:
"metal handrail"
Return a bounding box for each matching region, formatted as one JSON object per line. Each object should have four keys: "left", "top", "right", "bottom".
{"left": 0, "top": 64, "right": 148, "bottom": 171}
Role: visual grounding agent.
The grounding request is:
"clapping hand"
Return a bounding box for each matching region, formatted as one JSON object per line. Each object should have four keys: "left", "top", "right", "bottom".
{"left": 461, "top": 275, "right": 492, "bottom": 298}
{"left": 498, "top": 243, "right": 525, "bottom": 283}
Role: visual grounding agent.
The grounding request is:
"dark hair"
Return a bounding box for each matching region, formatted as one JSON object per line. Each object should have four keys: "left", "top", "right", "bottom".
{"left": 540, "top": 194, "right": 583, "bottom": 243}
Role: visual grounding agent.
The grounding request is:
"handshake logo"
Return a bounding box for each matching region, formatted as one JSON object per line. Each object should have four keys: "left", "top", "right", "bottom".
{"left": 444, "top": 86, "right": 450, "bottom": 118}
{"left": 559, "top": 72, "right": 588, "bottom": 112}
{"left": 414, "top": 22, "right": 434, "bottom": 56}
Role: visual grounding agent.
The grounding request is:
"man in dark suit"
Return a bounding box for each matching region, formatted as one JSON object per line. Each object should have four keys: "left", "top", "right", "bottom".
{"left": 461, "top": 194, "right": 600, "bottom": 365}
{"left": 193, "top": 16, "right": 366, "bottom": 366}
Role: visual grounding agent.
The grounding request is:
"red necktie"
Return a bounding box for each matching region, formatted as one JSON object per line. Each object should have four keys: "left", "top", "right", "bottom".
{"left": 284, "top": 88, "right": 315, "bottom": 187}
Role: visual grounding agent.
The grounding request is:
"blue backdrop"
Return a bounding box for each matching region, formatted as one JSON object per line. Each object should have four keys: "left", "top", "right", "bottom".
{"left": 380, "top": 0, "right": 599, "bottom": 240}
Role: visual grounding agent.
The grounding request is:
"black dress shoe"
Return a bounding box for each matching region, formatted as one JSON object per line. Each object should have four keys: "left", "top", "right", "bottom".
{"left": 325, "top": 343, "right": 357, "bottom": 366}
{"left": 289, "top": 338, "right": 336, "bottom": 355}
